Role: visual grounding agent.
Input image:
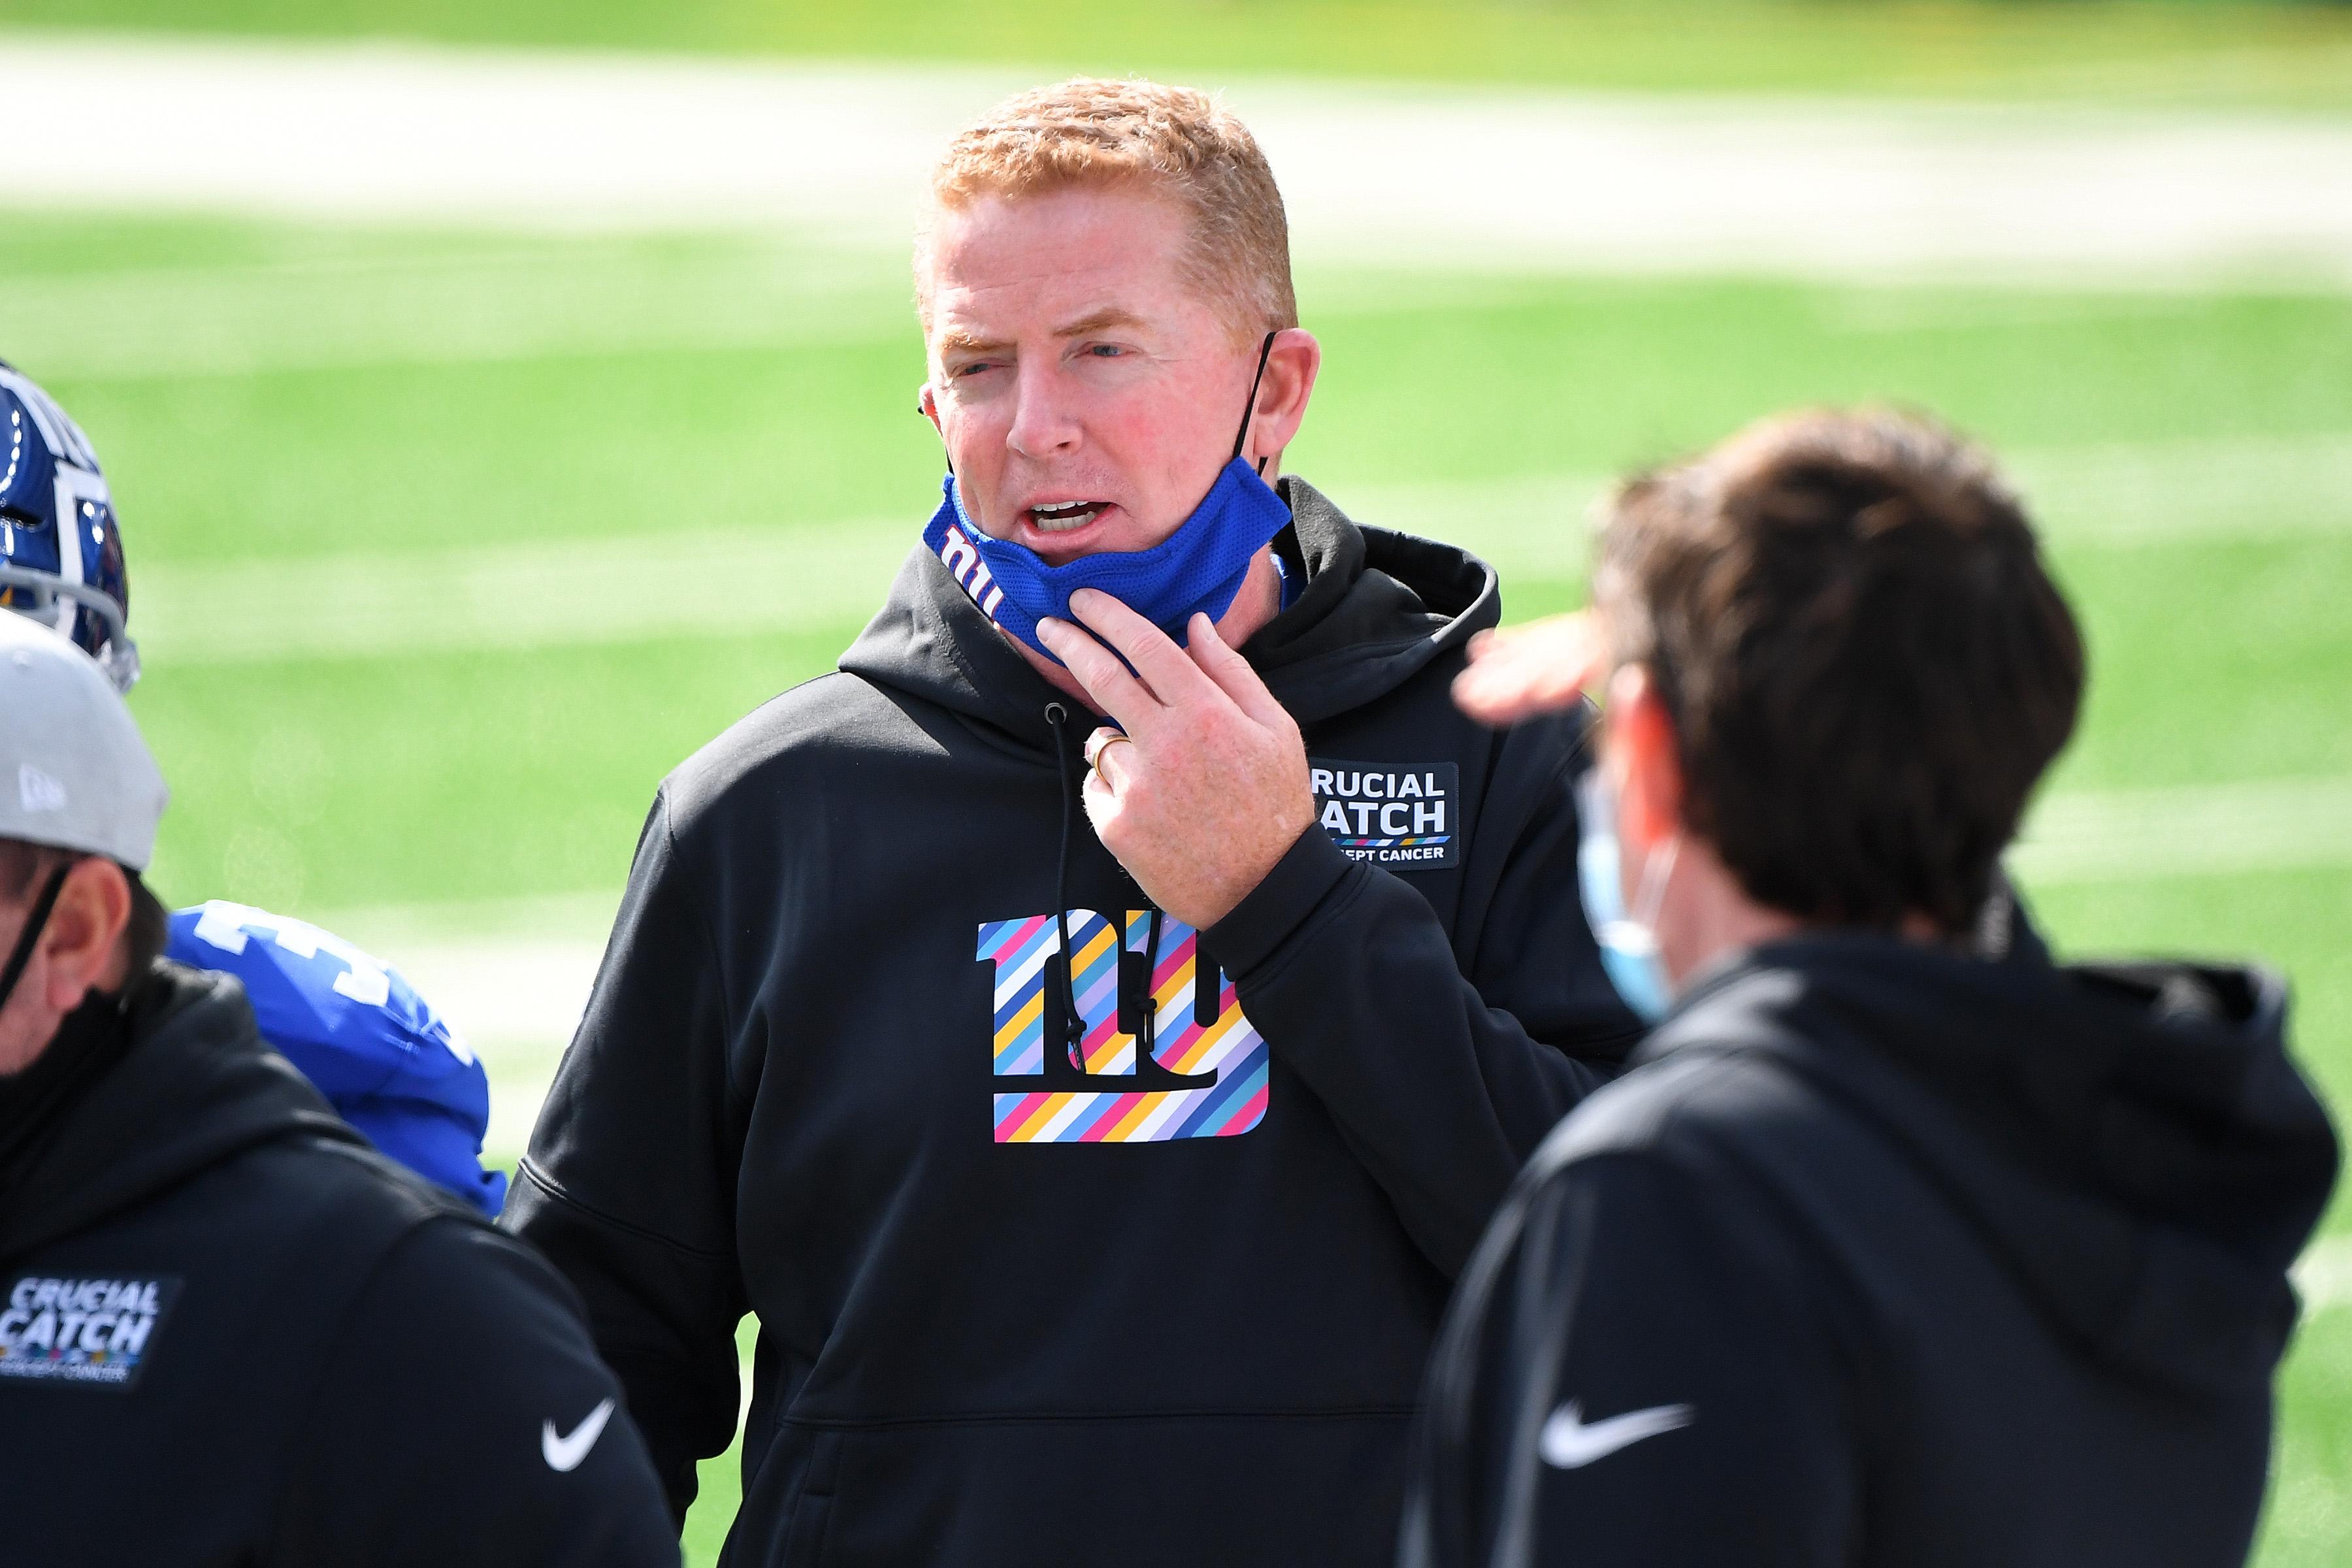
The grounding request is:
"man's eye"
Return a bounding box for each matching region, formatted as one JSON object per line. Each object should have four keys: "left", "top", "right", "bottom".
{"left": 952, "top": 361, "right": 998, "bottom": 378}
{"left": 1085, "top": 344, "right": 1124, "bottom": 359}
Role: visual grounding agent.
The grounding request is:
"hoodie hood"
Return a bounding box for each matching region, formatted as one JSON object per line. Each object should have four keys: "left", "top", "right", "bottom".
{"left": 1644, "top": 934, "right": 2338, "bottom": 1397}
{"left": 841, "top": 474, "right": 1498, "bottom": 751}
{"left": 0, "top": 960, "right": 361, "bottom": 1261}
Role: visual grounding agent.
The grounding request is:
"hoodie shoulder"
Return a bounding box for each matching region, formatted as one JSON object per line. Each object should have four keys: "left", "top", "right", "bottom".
{"left": 1524, "top": 1044, "right": 1817, "bottom": 1188}
{"left": 0, "top": 962, "right": 440, "bottom": 1262}
{"left": 659, "top": 669, "right": 937, "bottom": 830}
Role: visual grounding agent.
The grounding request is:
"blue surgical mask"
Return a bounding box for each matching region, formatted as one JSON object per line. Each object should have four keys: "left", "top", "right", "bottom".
{"left": 922, "top": 333, "right": 1290, "bottom": 666}
{"left": 1576, "top": 768, "right": 1681, "bottom": 1024}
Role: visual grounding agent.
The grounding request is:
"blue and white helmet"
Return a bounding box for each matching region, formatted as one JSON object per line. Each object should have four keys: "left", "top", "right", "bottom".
{"left": 0, "top": 360, "right": 139, "bottom": 693}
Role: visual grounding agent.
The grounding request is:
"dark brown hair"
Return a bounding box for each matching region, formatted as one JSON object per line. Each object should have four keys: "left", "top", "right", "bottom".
{"left": 1592, "top": 407, "right": 2085, "bottom": 937}
{"left": 0, "top": 837, "right": 171, "bottom": 985}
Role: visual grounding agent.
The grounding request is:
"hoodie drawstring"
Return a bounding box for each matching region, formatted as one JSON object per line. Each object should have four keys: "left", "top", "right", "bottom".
{"left": 1124, "top": 905, "right": 1164, "bottom": 1068}
{"left": 1043, "top": 702, "right": 1217, "bottom": 1088}
{"left": 1043, "top": 703, "right": 1088, "bottom": 1077}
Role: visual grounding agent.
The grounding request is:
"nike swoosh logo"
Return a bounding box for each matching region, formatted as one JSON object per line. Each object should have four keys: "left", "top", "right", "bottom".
{"left": 542, "top": 1397, "right": 617, "bottom": 1473}
{"left": 1539, "top": 1399, "right": 1694, "bottom": 1469}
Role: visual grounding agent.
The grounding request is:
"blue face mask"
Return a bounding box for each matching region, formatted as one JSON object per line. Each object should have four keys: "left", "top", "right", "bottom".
{"left": 922, "top": 333, "right": 1291, "bottom": 666}
{"left": 1576, "top": 768, "right": 1681, "bottom": 1024}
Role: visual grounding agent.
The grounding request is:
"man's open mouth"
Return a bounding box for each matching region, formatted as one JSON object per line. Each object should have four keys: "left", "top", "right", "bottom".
{"left": 1026, "top": 500, "right": 1111, "bottom": 534}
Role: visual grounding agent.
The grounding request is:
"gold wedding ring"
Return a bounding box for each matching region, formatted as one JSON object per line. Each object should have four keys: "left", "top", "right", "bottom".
{"left": 1086, "top": 731, "right": 1135, "bottom": 782}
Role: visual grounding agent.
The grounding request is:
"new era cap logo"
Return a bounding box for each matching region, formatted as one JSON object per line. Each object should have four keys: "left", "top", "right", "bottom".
{"left": 18, "top": 764, "right": 66, "bottom": 814}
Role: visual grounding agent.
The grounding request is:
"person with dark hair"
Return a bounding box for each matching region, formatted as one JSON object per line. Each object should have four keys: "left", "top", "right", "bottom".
{"left": 0, "top": 613, "right": 678, "bottom": 1565}
{"left": 1401, "top": 407, "right": 2338, "bottom": 1568}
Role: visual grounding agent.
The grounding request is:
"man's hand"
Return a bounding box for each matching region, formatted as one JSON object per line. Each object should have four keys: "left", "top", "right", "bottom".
{"left": 1036, "top": 590, "right": 1315, "bottom": 931}
{"left": 1451, "top": 611, "right": 1607, "bottom": 726}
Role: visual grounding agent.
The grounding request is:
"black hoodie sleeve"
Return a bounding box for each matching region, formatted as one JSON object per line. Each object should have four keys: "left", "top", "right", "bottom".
{"left": 276, "top": 1217, "right": 679, "bottom": 1567}
{"left": 1403, "top": 1152, "right": 1854, "bottom": 1568}
{"left": 1208, "top": 710, "right": 1643, "bottom": 1276}
{"left": 502, "top": 791, "right": 749, "bottom": 1523}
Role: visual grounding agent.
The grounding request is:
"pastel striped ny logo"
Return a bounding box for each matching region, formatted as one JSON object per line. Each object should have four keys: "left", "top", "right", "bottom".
{"left": 980, "top": 910, "right": 1269, "bottom": 1145}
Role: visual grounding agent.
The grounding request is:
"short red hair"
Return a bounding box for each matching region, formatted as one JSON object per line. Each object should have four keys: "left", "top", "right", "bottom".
{"left": 918, "top": 77, "right": 1298, "bottom": 344}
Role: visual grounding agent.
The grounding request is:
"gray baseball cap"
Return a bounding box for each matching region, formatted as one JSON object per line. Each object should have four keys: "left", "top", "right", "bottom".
{"left": 0, "top": 609, "right": 168, "bottom": 872}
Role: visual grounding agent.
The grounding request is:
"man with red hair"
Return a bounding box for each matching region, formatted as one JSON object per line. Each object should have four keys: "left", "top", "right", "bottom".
{"left": 510, "top": 78, "right": 1641, "bottom": 1563}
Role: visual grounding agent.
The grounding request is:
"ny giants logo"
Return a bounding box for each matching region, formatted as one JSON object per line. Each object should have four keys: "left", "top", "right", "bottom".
{"left": 936, "top": 521, "right": 1008, "bottom": 625}
{"left": 979, "top": 910, "right": 1267, "bottom": 1144}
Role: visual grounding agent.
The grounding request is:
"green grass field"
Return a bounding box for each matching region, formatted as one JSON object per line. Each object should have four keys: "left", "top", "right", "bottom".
{"left": 13, "top": 0, "right": 2352, "bottom": 106}
{"left": 12, "top": 209, "right": 2349, "bottom": 1568}
{"left": 6, "top": 1, "right": 2351, "bottom": 1561}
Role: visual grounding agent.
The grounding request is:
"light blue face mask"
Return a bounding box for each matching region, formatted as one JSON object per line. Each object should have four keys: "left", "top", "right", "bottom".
{"left": 921, "top": 333, "right": 1290, "bottom": 666}
{"left": 1576, "top": 768, "right": 1680, "bottom": 1024}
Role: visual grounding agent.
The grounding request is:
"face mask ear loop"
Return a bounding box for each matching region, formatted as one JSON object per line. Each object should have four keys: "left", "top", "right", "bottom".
{"left": 1631, "top": 832, "right": 1681, "bottom": 936}
{"left": 0, "top": 863, "right": 74, "bottom": 1017}
{"left": 1231, "top": 331, "right": 1279, "bottom": 475}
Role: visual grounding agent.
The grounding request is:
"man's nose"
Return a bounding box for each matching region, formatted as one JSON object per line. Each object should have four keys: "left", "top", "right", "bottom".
{"left": 1005, "top": 362, "right": 1083, "bottom": 459}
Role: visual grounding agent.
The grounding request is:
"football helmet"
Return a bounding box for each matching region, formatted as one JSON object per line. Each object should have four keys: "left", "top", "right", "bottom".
{"left": 0, "top": 360, "right": 139, "bottom": 691}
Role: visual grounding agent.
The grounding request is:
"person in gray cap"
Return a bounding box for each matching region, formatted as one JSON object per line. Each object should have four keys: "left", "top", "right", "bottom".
{"left": 0, "top": 608, "right": 170, "bottom": 1063}
{"left": 0, "top": 613, "right": 680, "bottom": 1567}
{"left": 2, "top": 357, "right": 512, "bottom": 1217}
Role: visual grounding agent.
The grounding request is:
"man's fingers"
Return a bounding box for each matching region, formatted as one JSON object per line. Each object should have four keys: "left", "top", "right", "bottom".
{"left": 1452, "top": 655, "right": 1587, "bottom": 724}
{"left": 1067, "top": 590, "right": 1222, "bottom": 710}
{"left": 1037, "top": 617, "right": 1158, "bottom": 734}
{"left": 1185, "top": 615, "right": 1294, "bottom": 735}
{"left": 1077, "top": 760, "right": 1119, "bottom": 838}
{"left": 1452, "top": 611, "right": 1606, "bottom": 724}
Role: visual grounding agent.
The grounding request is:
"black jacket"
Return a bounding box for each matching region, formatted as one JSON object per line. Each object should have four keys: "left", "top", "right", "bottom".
{"left": 1401, "top": 933, "right": 2339, "bottom": 1568}
{"left": 504, "top": 479, "right": 1644, "bottom": 1567}
{"left": 0, "top": 963, "right": 678, "bottom": 1567}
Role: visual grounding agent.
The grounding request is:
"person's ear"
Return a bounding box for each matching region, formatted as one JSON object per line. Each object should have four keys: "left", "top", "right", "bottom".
{"left": 37, "top": 858, "right": 133, "bottom": 1011}
{"left": 1607, "top": 664, "right": 1685, "bottom": 856}
{"left": 1244, "top": 328, "right": 1322, "bottom": 467}
{"left": 917, "top": 382, "right": 943, "bottom": 436}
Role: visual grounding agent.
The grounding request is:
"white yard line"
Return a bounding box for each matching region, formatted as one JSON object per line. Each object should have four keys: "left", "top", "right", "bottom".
{"left": 1359, "top": 432, "right": 2352, "bottom": 579}
{"left": 126, "top": 433, "right": 2352, "bottom": 666}
{"left": 345, "top": 772, "right": 2352, "bottom": 1152}
{"left": 2012, "top": 777, "right": 2352, "bottom": 887}
{"left": 5, "top": 33, "right": 2352, "bottom": 288}
{"left": 135, "top": 523, "right": 916, "bottom": 662}
{"left": 0, "top": 240, "right": 915, "bottom": 381}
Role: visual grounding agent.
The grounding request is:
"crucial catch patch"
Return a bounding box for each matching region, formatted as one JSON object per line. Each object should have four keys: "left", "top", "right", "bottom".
{"left": 1311, "top": 760, "right": 1459, "bottom": 870}
{"left": 0, "top": 1274, "right": 180, "bottom": 1390}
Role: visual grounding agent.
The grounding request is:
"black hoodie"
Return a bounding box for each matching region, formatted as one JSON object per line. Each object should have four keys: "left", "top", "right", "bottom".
{"left": 1401, "top": 932, "right": 2338, "bottom": 1568}
{"left": 0, "top": 962, "right": 677, "bottom": 1567}
{"left": 504, "top": 479, "right": 1643, "bottom": 1566}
